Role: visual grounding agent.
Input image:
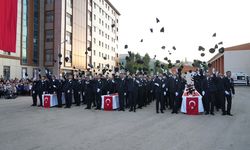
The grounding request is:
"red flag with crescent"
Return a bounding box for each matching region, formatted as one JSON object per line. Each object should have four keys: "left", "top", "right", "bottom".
{"left": 104, "top": 96, "right": 113, "bottom": 111}
{"left": 44, "top": 95, "right": 51, "bottom": 108}
{"left": 186, "top": 97, "right": 198, "bottom": 115}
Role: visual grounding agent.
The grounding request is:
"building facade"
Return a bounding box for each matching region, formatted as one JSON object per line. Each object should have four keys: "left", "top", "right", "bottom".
{"left": 0, "top": 0, "right": 120, "bottom": 79}
{"left": 208, "top": 43, "right": 250, "bottom": 75}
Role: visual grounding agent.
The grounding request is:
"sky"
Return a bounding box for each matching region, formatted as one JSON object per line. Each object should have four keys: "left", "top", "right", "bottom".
{"left": 110, "top": 0, "right": 250, "bottom": 62}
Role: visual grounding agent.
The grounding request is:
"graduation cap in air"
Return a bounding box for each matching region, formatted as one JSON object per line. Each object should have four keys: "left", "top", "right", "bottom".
{"left": 161, "top": 46, "right": 166, "bottom": 49}
{"left": 73, "top": 66, "right": 76, "bottom": 69}
{"left": 87, "top": 47, "right": 92, "bottom": 51}
{"left": 136, "top": 59, "right": 144, "bottom": 64}
{"left": 208, "top": 63, "right": 212, "bottom": 68}
{"left": 88, "top": 64, "right": 93, "bottom": 68}
{"left": 150, "top": 28, "right": 153, "bottom": 33}
{"left": 160, "top": 27, "right": 165, "bottom": 33}
{"left": 140, "top": 39, "right": 143, "bottom": 42}
{"left": 164, "top": 57, "right": 168, "bottom": 61}
{"left": 124, "top": 45, "right": 128, "bottom": 49}
{"left": 214, "top": 44, "right": 218, "bottom": 49}
{"left": 153, "top": 55, "right": 156, "bottom": 59}
{"left": 25, "top": 73, "right": 28, "bottom": 77}
{"left": 176, "top": 60, "right": 180, "bottom": 63}
{"left": 102, "top": 69, "right": 107, "bottom": 74}
{"left": 54, "top": 60, "right": 57, "bottom": 63}
{"left": 106, "top": 64, "right": 110, "bottom": 68}
{"left": 212, "top": 33, "right": 216, "bottom": 37}
{"left": 128, "top": 51, "right": 132, "bottom": 56}
{"left": 160, "top": 64, "right": 165, "bottom": 69}
{"left": 201, "top": 53, "right": 205, "bottom": 57}
{"left": 169, "top": 53, "right": 172, "bottom": 55}
{"left": 172, "top": 46, "right": 176, "bottom": 50}
{"left": 109, "top": 69, "right": 112, "bottom": 72}
{"left": 111, "top": 24, "right": 115, "bottom": 28}
{"left": 125, "top": 56, "right": 130, "bottom": 61}
{"left": 103, "top": 57, "right": 107, "bottom": 60}
{"left": 156, "top": 17, "right": 160, "bottom": 23}
{"left": 65, "top": 57, "right": 70, "bottom": 62}
{"left": 209, "top": 48, "right": 215, "bottom": 53}
{"left": 59, "top": 61, "right": 62, "bottom": 65}
{"left": 218, "top": 41, "right": 223, "bottom": 45}
{"left": 218, "top": 47, "right": 225, "bottom": 53}
{"left": 58, "top": 53, "right": 62, "bottom": 58}
{"left": 168, "top": 63, "right": 173, "bottom": 69}
{"left": 85, "top": 51, "right": 88, "bottom": 55}
{"left": 167, "top": 60, "right": 171, "bottom": 63}
{"left": 198, "top": 46, "right": 205, "bottom": 51}
{"left": 114, "top": 67, "right": 119, "bottom": 73}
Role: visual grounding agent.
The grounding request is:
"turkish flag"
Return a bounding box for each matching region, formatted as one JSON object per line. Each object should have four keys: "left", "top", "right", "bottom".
{"left": 44, "top": 95, "right": 51, "bottom": 108}
{"left": 186, "top": 97, "right": 199, "bottom": 115}
{"left": 104, "top": 96, "right": 113, "bottom": 111}
{"left": 0, "top": 0, "right": 18, "bottom": 53}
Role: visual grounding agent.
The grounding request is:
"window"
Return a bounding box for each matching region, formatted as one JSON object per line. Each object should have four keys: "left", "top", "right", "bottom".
{"left": 21, "top": 68, "right": 27, "bottom": 79}
{"left": 102, "top": 20, "right": 104, "bottom": 26}
{"left": 3, "top": 66, "right": 10, "bottom": 80}
{"left": 45, "top": 11, "right": 54, "bottom": 23}
{"left": 94, "top": 3, "right": 96, "bottom": 9}
{"left": 94, "top": 14, "right": 96, "bottom": 20}
{"left": 99, "top": 52, "right": 101, "bottom": 57}
{"left": 45, "top": 49, "right": 53, "bottom": 65}
{"left": 93, "top": 50, "right": 96, "bottom": 56}
{"left": 99, "top": 18, "right": 101, "bottom": 24}
{"left": 93, "top": 62, "right": 96, "bottom": 67}
{"left": 93, "top": 38, "right": 96, "bottom": 44}
{"left": 102, "top": 42, "right": 104, "bottom": 47}
{"left": 116, "top": 19, "right": 119, "bottom": 23}
{"left": 45, "top": 30, "right": 54, "bottom": 42}
{"left": 102, "top": 31, "right": 104, "bottom": 37}
{"left": 88, "top": 11, "right": 92, "bottom": 21}
{"left": 66, "top": 0, "right": 72, "bottom": 8}
{"left": 66, "top": 13, "right": 72, "bottom": 26}
{"left": 99, "top": 8, "right": 101, "bottom": 13}
{"left": 93, "top": 26, "right": 96, "bottom": 32}
{"left": 99, "top": 41, "right": 101, "bottom": 46}
{"left": 65, "top": 50, "right": 72, "bottom": 63}
{"left": 66, "top": 32, "right": 72, "bottom": 44}
{"left": 88, "top": 25, "right": 92, "bottom": 36}
{"left": 46, "top": 0, "right": 54, "bottom": 5}
{"left": 99, "top": 29, "right": 101, "bottom": 35}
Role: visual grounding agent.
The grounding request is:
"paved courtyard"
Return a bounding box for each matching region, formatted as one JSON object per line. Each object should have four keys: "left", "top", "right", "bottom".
{"left": 0, "top": 86, "right": 250, "bottom": 150}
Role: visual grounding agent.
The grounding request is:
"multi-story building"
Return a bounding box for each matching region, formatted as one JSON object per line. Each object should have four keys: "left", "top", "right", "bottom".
{"left": 89, "top": 0, "right": 120, "bottom": 71}
{"left": 0, "top": 0, "right": 120, "bottom": 79}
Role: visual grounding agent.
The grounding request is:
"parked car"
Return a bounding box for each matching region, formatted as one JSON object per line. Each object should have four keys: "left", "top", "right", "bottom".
{"left": 232, "top": 72, "right": 249, "bottom": 85}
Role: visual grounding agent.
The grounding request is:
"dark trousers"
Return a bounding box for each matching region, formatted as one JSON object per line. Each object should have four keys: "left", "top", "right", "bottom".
{"left": 222, "top": 95, "right": 232, "bottom": 114}
{"left": 95, "top": 93, "right": 101, "bottom": 109}
{"left": 217, "top": 91, "right": 224, "bottom": 110}
{"left": 38, "top": 93, "right": 43, "bottom": 106}
{"left": 65, "top": 93, "right": 72, "bottom": 108}
{"left": 208, "top": 92, "right": 216, "bottom": 113}
{"left": 169, "top": 93, "right": 175, "bottom": 109}
{"left": 74, "top": 92, "right": 81, "bottom": 106}
{"left": 32, "top": 93, "right": 38, "bottom": 105}
{"left": 57, "top": 92, "right": 62, "bottom": 107}
{"left": 156, "top": 93, "right": 163, "bottom": 112}
{"left": 173, "top": 96, "right": 181, "bottom": 113}
{"left": 82, "top": 91, "right": 86, "bottom": 104}
{"left": 138, "top": 88, "right": 143, "bottom": 108}
{"left": 129, "top": 91, "right": 137, "bottom": 111}
{"left": 147, "top": 91, "right": 153, "bottom": 104}
{"left": 86, "top": 93, "right": 93, "bottom": 108}
{"left": 118, "top": 92, "right": 125, "bottom": 110}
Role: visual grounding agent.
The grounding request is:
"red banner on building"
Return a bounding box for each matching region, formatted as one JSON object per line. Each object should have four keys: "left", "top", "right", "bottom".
{"left": 0, "top": 0, "right": 18, "bottom": 53}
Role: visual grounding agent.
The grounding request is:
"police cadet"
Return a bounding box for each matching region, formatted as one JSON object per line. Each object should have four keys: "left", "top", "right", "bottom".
{"left": 56, "top": 76, "right": 64, "bottom": 108}
{"left": 222, "top": 71, "right": 235, "bottom": 116}
{"left": 154, "top": 73, "right": 164, "bottom": 114}
{"left": 37, "top": 76, "right": 49, "bottom": 107}
{"left": 93, "top": 74, "right": 103, "bottom": 110}
{"left": 127, "top": 74, "right": 139, "bottom": 112}
{"left": 168, "top": 74, "right": 176, "bottom": 110}
{"left": 216, "top": 73, "right": 225, "bottom": 111}
{"left": 117, "top": 72, "right": 127, "bottom": 111}
{"left": 107, "top": 75, "right": 116, "bottom": 95}
{"left": 137, "top": 73, "right": 144, "bottom": 109}
{"left": 161, "top": 73, "right": 169, "bottom": 110}
{"left": 73, "top": 76, "right": 82, "bottom": 106}
{"left": 81, "top": 75, "right": 86, "bottom": 104}
{"left": 147, "top": 76, "right": 154, "bottom": 105}
{"left": 31, "top": 78, "right": 38, "bottom": 106}
{"left": 202, "top": 69, "right": 217, "bottom": 115}
{"left": 84, "top": 75, "right": 94, "bottom": 109}
{"left": 63, "top": 74, "right": 74, "bottom": 108}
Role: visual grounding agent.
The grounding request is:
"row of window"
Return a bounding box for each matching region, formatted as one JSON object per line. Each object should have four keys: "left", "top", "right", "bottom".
{"left": 94, "top": 16, "right": 118, "bottom": 34}
{"left": 93, "top": 62, "right": 115, "bottom": 70}
{"left": 93, "top": 38, "right": 116, "bottom": 52}
{"left": 95, "top": 0, "right": 117, "bottom": 16}
{"left": 92, "top": 49, "right": 116, "bottom": 61}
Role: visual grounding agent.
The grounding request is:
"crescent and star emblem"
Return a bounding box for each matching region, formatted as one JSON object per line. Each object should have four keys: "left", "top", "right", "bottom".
{"left": 105, "top": 98, "right": 111, "bottom": 106}
{"left": 188, "top": 100, "right": 196, "bottom": 110}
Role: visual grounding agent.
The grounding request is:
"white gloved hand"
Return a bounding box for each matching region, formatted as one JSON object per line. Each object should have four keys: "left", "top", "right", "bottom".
{"left": 43, "top": 92, "right": 45, "bottom": 94}
{"left": 164, "top": 92, "right": 166, "bottom": 96}
{"left": 82, "top": 92, "right": 85, "bottom": 96}
{"left": 154, "top": 83, "right": 159, "bottom": 87}
{"left": 166, "top": 88, "right": 168, "bottom": 91}
{"left": 107, "top": 91, "right": 110, "bottom": 95}
{"left": 150, "top": 90, "right": 153, "bottom": 93}
{"left": 124, "top": 93, "right": 126, "bottom": 96}
{"left": 67, "top": 90, "right": 70, "bottom": 93}
{"left": 53, "top": 85, "right": 56, "bottom": 88}
{"left": 78, "top": 92, "right": 81, "bottom": 94}
{"left": 202, "top": 91, "right": 205, "bottom": 96}
{"left": 32, "top": 91, "right": 35, "bottom": 94}
{"left": 162, "top": 84, "right": 165, "bottom": 88}
{"left": 97, "top": 88, "right": 100, "bottom": 93}
{"left": 175, "top": 92, "right": 178, "bottom": 96}
{"left": 225, "top": 91, "right": 229, "bottom": 95}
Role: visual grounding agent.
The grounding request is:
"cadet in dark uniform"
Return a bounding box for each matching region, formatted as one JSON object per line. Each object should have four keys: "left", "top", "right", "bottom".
{"left": 73, "top": 76, "right": 82, "bottom": 106}
{"left": 127, "top": 74, "right": 139, "bottom": 112}
{"left": 31, "top": 78, "right": 38, "bottom": 106}
{"left": 84, "top": 75, "right": 94, "bottom": 109}
{"left": 93, "top": 74, "right": 103, "bottom": 110}
{"left": 154, "top": 74, "right": 164, "bottom": 113}
{"left": 63, "top": 75, "right": 74, "bottom": 108}
{"left": 137, "top": 74, "right": 144, "bottom": 109}
{"left": 37, "top": 76, "right": 49, "bottom": 107}
{"left": 117, "top": 73, "right": 127, "bottom": 111}
{"left": 223, "top": 71, "right": 235, "bottom": 116}
{"left": 216, "top": 73, "right": 225, "bottom": 111}
{"left": 56, "top": 77, "right": 64, "bottom": 107}
{"left": 172, "top": 73, "right": 185, "bottom": 114}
